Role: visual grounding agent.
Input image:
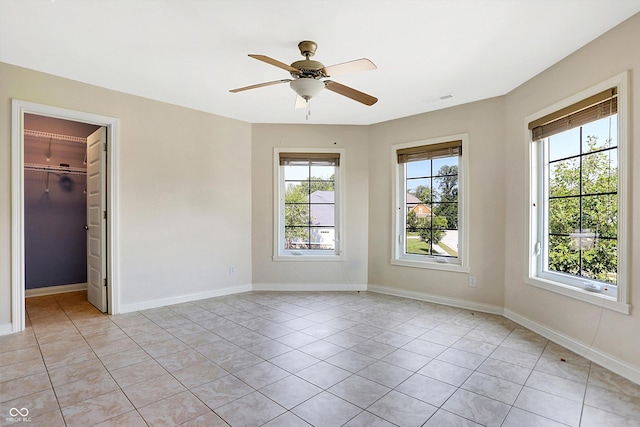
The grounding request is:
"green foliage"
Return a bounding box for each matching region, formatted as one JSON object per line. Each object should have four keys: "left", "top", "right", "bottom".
{"left": 411, "top": 185, "right": 432, "bottom": 204}
{"left": 405, "top": 234, "right": 431, "bottom": 254}
{"left": 290, "top": 175, "right": 335, "bottom": 197}
{"left": 284, "top": 186, "right": 309, "bottom": 247}
{"left": 417, "top": 215, "right": 447, "bottom": 245}
{"left": 547, "top": 135, "right": 617, "bottom": 284}
{"left": 407, "top": 211, "right": 419, "bottom": 232}
{"left": 433, "top": 165, "right": 459, "bottom": 228}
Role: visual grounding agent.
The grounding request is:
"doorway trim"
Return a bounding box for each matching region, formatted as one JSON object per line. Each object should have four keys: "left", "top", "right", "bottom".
{"left": 11, "top": 99, "right": 120, "bottom": 332}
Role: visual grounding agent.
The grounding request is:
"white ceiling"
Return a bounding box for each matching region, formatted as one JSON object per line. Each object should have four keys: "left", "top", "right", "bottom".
{"left": 2, "top": 0, "right": 639, "bottom": 125}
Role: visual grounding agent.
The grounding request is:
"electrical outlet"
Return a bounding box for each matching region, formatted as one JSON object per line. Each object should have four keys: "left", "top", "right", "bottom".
{"left": 468, "top": 276, "right": 477, "bottom": 287}
{"left": 229, "top": 265, "right": 235, "bottom": 275}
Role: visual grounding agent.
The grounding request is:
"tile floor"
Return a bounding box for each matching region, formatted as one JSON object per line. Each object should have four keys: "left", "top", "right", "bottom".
{"left": 1, "top": 290, "right": 639, "bottom": 426}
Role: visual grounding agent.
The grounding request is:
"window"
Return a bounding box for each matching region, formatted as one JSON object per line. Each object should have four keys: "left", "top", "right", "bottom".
{"left": 274, "top": 149, "right": 344, "bottom": 259}
{"left": 392, "top": 135, "right": 468, "bottom": 271}
{"left": 528, "top": 75, "right": 629, "bottom": 313}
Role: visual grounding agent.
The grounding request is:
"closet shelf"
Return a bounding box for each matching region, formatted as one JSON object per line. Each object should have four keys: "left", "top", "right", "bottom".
{"left": 24, "top": 129, "right": 87, "bottom": 145}
{"left": 24, "top": 163, "right": 87, "bottom": 176}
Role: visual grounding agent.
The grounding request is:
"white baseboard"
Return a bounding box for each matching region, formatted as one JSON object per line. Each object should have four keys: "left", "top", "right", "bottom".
{"left": 252, "top": 283, "right": 368, "bottom": 292}
{"left": 6, "top": 280, "right": 640, "bottom": 386}
{"left": 504, "top": 309, "right": 640, "bottom": 386}
{"left": 25, "top": 283, "right": 88, "bottom": 297}
{"left": 119, "top": 284, "right": 252, "bottom": 313}
{"left": 367, "top": 284, "right": 504, "bottom": 315}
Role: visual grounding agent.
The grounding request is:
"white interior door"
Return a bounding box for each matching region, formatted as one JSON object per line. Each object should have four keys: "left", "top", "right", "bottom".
{"left": 86, "top": 127, "right": 107, "bottom": 312}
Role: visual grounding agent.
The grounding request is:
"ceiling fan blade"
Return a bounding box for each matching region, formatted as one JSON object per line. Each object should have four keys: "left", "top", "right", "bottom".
{"left": 229, "top": 79, "right": 292, "bottom": 93}
{"left": 323, "top": 58, "right": 376, "bottom": 77}
{"left": 248, "top": 54, "right": 300, "bottom": 73}
{"left": 294, "top": 95, "right": 307, "bottom": 109}
{"left": 324, "top": 81, "right": 378, "bottom": 106}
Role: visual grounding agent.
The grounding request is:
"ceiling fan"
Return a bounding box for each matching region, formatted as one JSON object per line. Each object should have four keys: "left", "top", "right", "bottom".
{"left": 229, "top": 41, "right": 378, "bottom": 116}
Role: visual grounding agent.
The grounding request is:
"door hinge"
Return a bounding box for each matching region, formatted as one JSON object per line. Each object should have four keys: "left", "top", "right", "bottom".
{"left": 103, "top": 278, "right": 108, "bottom": 287}
{"left": 103, "top": 141, "right": 107, "bottom": 152}
{"left": 103, "top": 210, "right": 107, "bottom": 220}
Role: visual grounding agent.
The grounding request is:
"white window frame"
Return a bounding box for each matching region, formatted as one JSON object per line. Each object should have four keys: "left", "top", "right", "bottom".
{"left": 526, "top": 72, "right": 629, "bottom": 314}
{"left": 273, "top": 147, "right": 346, "bottom": 261}
{"left": 391, "top": 134, "right": 469, "bottom": 272}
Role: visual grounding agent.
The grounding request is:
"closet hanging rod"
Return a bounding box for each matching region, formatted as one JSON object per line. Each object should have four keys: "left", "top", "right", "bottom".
{"left": 24, "top": 129, "right": 87, "bottom": 144}
{"left": 24, "top": 162, "right": 87, "bottom": 176}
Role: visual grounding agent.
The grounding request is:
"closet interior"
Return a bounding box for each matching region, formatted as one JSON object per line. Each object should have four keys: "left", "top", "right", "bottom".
{"left": 23, "top": 114, "right": 100, "bottom": 294}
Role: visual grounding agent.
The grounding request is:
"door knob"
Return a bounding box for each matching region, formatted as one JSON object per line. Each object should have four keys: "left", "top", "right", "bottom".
{"left": 84, "top": 225, "right": 89, "bottom": 230}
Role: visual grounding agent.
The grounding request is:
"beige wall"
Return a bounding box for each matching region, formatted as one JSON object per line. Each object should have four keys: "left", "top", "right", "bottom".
{"left": 251, "top": 124, "right": 369, "bottom": 289}
{"left": 367, "top": 98, "right": 506, "bottom": 309}
{"left": 503, "top": 13, "right": 640, "bottom": 373}
{"left": 0, "top": 63, "right": 252, "bottom": 326}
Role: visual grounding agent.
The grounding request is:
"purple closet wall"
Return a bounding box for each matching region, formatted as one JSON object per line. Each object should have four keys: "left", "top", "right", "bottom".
{"left": 24, "top": 115, "right": 99, "bottom": 290}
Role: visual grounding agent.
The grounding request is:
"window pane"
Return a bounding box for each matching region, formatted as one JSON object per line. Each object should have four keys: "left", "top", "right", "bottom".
{"left": 310, "top": 227, "right": 334, "bottom": 250}
{"left": 432, "top": 176, "right": 458, "bottom": 203}
{"left": 548, "top": 197, "right": 579, "bottom": 235}
{"left": 548, "top": 127, "right": 580, "bottom": 161}
{"left": 407, "top": 178, "right": 431, "bottom": 201}
{"left": 285, "top": 227, "right": 309, "bottom": 249}
{"left": 285, "top": 205, "right": 309, "bottom": 226}
{"left": 582, "top": 115, "right": 617, "bottom": 152}
{"left": 581, "top": 238, "right": 617, "bottom": 284}
{"left": 310, "top": 165, "right": 335, "bottom": 180}
{"left": 432, "top": 156, "right": 458, "bottom": 173}
{"left": 549, "top": 158, "right": 579, "bottom": 197}
{"left": 310, "top": 203, "right": 334, "bottom": 226}
{"left": 284, "top": 165, "right": 309, "bottom": 180}
{"left": 581, "top": 150, "right": 617, "bottom": 195}
{"left": 406, "top": 160, "right": 430, "bottom": 179}
{"left": 438, "top": 230, "right": 459, "bottom": 257}
{"left": 581, "top": 194, "right": 617, "bottom": 239}
{"left": 432, "top": 202, "right": 457, "bottom": 230}
{"left": 548, "top": 235, "right": 580, "bottom": 276}
{"left": 406, "top": 230, "right": 432, "bottom": 255}
{"left": 433, "top": 163, "right": 458, "bottom": 177}
{"left": 285, "top": 182, "right": 309, "bottom": 200}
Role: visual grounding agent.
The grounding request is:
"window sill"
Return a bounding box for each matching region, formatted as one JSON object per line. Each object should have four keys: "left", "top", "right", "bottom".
{"left": 273, "top": 254, "right": 345, "bottom": 262}
{"left": 391, "top": 258, "right": 469, "bottom": 273}
{"left": 525, "top": 277, "right": 629, "bottom": 315}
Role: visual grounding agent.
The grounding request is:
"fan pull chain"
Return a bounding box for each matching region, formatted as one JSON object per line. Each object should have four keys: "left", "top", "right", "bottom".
{"left": 306, "top": 99, "right": 311, "bottom": 120}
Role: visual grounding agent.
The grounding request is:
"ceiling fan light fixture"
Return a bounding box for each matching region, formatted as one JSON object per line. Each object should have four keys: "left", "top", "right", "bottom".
{"left": 290, "top": 78, "right": 324, "bottom": 101}
{"left": 230, "top": 41, "right": 377, "bottom": 110}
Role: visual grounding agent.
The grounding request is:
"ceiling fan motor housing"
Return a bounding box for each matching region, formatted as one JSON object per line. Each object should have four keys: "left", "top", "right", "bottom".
{"left": 290, "top": 59, "right": 325, "bottom": 78}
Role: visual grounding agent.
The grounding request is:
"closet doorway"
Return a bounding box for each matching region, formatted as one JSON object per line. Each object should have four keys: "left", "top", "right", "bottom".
{"left": 23, "top": 114, "right": 106, "bottom": 309}
{"left": 11, "top": 100, "right": 120, "bottom": 333}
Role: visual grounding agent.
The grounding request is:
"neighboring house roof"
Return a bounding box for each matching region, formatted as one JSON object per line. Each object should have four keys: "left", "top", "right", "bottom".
{"left": 406, "top": 193, "right": 422, "bottom": 205}
{"left": 310, "top": 191, "right": 334, "bottom": 226}
{"left": 311, "top": 191, "right": 334, "bottom": 204}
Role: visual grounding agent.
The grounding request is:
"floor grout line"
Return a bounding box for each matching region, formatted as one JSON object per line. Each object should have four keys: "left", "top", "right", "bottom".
{"left": 1, "top": 290, "right": 637, "bottom": 426}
